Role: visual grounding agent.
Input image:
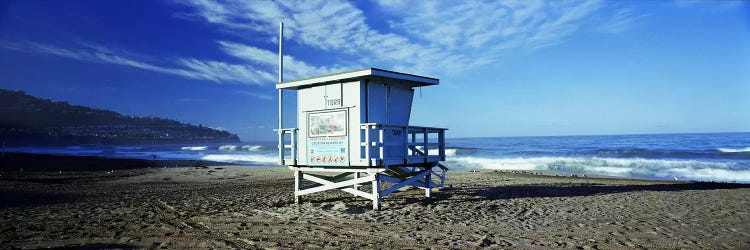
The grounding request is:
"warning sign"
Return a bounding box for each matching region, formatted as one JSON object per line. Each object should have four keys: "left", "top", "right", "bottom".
{"left": 307, "top": 136, "right": 348, "bottom": 166}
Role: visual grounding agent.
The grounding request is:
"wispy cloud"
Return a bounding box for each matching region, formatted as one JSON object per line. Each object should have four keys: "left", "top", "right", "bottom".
{"left": 218, "top": 41, "right": 349, "bottom": 80}
{"left": 597, "top": 8, "right": 648, "bottom": 34}
{"left": 383, "top": 1, "right": 601, "bottom": 49}
{"left": 237, "top": 90, "right": 274, "bottom": 100}
{"left": 177, "top": 58, "right": 275, "bottom": 84}
{"left": 178, "top": 0, "right": 606, "bottom": 76}
{"left": 378, "top": 0, "right": 603, "bottom": 70}
{"left": 0, "top": 40, "right": 278, "bottom": 85}
{"left": 1, "top": 41, "right": 89, "bottom": 61}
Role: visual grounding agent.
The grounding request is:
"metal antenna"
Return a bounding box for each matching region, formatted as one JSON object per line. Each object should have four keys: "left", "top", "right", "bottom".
{"left": 278, "top": 21, "right": 284, "bottom": 130}
{"left": 278, "top": 21, "right": 283, "bottom": 83}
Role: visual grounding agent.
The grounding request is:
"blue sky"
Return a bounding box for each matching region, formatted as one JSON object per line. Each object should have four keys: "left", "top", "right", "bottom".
{"left": 1, "top": 0, "right": 748, "bottom": 141}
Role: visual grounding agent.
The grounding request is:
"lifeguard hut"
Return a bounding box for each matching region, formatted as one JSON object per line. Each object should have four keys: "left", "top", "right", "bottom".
{"left": 275, "top": 68, "right": 448, "bottom": 210}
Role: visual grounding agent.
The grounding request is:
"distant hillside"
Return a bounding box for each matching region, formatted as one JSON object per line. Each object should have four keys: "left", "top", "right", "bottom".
{"left": 0, "top": 89, "right": 240, "bottom": 146}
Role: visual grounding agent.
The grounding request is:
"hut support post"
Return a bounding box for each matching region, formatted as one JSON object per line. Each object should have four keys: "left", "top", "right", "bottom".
{"left": 353, "top": 172, "right": 361, "bottom": 189}
{"left": 425, "top": 166, "right": 432, "bottom": 198}
{"left": 294, "top": 170, "right": 301, "bottom": 204}
{"left": 372, "top": 173, "right": 381, "bottom": 210}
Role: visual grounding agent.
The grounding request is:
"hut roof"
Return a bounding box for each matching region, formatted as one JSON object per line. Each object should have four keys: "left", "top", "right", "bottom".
{"left": 276, "top": 68, "right": 439, "bottom": 90}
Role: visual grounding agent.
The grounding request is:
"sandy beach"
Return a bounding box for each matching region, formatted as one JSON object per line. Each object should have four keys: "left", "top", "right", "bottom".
{"left": 1, "top": 154, "right": 750, "bottom": 249}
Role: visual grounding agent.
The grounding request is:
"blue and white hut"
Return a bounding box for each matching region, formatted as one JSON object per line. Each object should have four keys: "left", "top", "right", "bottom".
{"left": 276, "top": 68, "right": 448, "bottom": 210}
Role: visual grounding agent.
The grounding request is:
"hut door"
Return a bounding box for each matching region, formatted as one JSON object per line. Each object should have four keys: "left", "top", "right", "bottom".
{"left": 306, "top": 110, "right": 349, "bottom": 166}
{"left": 367, "top": 83, "right": 388, "bottom": 123}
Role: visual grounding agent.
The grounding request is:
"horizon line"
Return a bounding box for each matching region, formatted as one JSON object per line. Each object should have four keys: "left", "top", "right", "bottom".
{"left": 445, "top": 131, "right": 750, "bottom": 140}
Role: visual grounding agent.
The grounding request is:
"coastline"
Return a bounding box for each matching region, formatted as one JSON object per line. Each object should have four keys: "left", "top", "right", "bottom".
{"left": 1, "top": 154, "right": 749, "bottom": 248}
{"left": 0, "top": 152, "right": 231, "bottom": 172}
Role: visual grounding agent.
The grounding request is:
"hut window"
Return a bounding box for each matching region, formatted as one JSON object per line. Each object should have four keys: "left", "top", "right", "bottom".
{"left": 308, "top": 110, "right": 347, "bottom": 137}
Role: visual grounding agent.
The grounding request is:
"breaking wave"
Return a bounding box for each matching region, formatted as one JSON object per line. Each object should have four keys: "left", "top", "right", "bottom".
{"left": 201, "top": 154, "right": 277, "bottom": 164}
{"left": 506, "top": 148, "right": 750, "bottom": 159}
{"left": 180, "top": 146, "right": 207, "bottom": 151}
{"left": 410, "top": 147, "right": 474, "bottom": 157}
{"left": 218, "top": 145, "right": 264, "bottom": 151}
{"left": 445, "top": 148, "right": 457, "bottom": 156}
{"left": 448, "top": 156, "right": 750, "bottom": 182}
{"left": 717, "top": 147, "right": 750, "bottom": 153}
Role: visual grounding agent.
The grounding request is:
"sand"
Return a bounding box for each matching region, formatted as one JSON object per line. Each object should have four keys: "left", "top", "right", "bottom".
{"left": 1, "top": 154, "right": 750, "bottom": 249}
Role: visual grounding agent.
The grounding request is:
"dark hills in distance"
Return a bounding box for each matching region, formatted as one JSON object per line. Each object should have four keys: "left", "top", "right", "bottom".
{"left": 0, "top": 89, "right": 240, "bottom": 146}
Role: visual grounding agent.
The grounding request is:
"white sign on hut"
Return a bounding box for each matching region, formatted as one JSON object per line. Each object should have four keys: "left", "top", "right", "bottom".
{"left": 276, "top": 68, "right": 448, "bottom": 210}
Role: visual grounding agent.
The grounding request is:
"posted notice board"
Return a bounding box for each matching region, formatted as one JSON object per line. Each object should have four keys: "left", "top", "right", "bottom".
{"left": 307, "top": 110, "right": 348, "bottom": 166}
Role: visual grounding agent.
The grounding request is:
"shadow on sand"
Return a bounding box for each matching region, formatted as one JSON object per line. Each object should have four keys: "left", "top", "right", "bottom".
{"left": 431, "top": 182, "right": 750, "bottom": 202}
{"left": 0, "top": 190, "right": 75, "bottom": 208}
{"left": 283, "top": 181, "right": 750, "bottom": 209}
{"left": 34, "top": 243, "right": 138, "bottom": 249}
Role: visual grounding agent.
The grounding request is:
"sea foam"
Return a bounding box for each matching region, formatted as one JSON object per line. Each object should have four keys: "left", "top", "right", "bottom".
{"left": 408, "top": 147, "right": 458, "bottom": 156}
{"left": 717, "top": 147, "right": 750, "bottom": 153}
{"left": 201, "top": 154, "right": 277, "bottom": 164}
{"left": 448, "top": 156, "right": 750, "bottom": 182}
{"left": 181, "top": 146, "right": 208, "bottom": 151}
{"left": 219, "top": 145, "right": 264, "bottom": 151}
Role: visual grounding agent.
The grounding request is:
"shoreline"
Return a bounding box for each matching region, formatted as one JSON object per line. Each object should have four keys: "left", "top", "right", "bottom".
{"left": 0, "top": 152, "right": 232, "bottom": 172}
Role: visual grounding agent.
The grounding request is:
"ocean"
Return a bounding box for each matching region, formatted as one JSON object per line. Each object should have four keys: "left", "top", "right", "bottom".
{"left": 5, "top": 132, "right": 750, "bottom": 182}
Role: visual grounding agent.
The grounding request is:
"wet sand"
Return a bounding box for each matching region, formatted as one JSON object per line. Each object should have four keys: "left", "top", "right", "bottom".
{"left": 1, "top": 154, "right": 750, "bottom": 249}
